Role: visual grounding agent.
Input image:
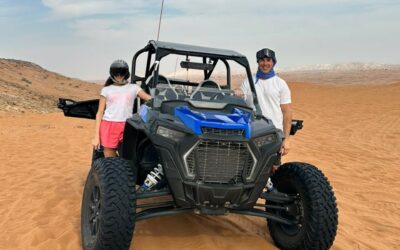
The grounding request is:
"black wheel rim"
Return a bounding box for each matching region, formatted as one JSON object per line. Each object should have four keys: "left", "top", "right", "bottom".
{"left": 279, "top": 195, "right": 303, "bottom": 235}
{"left": 89, "top": 185, "right": 101, "bottom": 238}
{"left": 269, "top": 180, "right": 305, "bottom": 236}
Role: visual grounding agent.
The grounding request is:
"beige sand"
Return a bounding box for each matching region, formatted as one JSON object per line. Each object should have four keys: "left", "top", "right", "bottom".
{"left": 0, "top": 82, "right": 400, "bottom": 249}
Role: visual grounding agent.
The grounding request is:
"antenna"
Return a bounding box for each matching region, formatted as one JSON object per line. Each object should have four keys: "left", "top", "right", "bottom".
{"left": 156, "top": 0, "right": 165, "bottom": 41}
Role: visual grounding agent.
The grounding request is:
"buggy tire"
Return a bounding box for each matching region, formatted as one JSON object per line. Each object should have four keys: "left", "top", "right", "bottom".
{"left": 81, "top": 157, "right": 137, "bottom": 250}
{"left": 267, "top": 162, "right": 338, "bottom": 250}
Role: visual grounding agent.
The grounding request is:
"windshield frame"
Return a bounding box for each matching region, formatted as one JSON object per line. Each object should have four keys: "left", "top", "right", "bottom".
{"left": 131, "top": 40, "right": 262, "bottom": 117}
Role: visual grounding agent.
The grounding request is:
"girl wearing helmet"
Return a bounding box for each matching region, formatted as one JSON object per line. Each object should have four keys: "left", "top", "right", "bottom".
{"left": 92, "top": 60, "right": 152, "bottom": 157}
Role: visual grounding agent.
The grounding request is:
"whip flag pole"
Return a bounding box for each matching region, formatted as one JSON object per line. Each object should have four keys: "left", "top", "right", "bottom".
{"left": 157, "top": 0, "right": 165, "bottom": 41}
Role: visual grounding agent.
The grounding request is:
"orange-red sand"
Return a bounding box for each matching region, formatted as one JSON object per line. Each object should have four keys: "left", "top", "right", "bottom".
{"left": 1, "top": 82, "right": 399, "bottom": 249}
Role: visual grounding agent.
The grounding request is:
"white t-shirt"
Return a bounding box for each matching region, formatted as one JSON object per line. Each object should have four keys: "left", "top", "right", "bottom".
{"left": 100, "top": 83, "right": 142, "bottom": 122}
{"left": 241, "top": 75, "right": 291, "bottom": 130}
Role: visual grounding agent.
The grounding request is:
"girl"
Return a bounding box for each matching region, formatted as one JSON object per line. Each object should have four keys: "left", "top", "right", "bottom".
{"left": 92, "top": 59, "right": 152, "bottom": 157}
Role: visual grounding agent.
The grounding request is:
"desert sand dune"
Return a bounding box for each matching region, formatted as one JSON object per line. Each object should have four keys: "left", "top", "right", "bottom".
{"left": 0, "top": 82, "right": 400, "bottom": 249}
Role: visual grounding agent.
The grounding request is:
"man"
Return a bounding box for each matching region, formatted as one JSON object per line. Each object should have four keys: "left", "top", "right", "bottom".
{"left": 235, "top": 48, "right": 293, "bottom": 160}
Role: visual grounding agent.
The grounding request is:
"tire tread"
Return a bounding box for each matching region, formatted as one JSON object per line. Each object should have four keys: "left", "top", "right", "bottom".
{"left": 268, "top": 162, "right": 338, "bottom": 250}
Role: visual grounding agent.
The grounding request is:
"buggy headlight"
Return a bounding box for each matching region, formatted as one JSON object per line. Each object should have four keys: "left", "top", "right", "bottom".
{"left": 253, "top": 134, "right": 277, "bottom": 148}
{"left": 156, "top": 126, "right": 186, "bottom": 142}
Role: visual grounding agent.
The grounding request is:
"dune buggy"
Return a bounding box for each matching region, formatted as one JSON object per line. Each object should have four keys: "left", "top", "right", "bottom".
{"left": 58, "top": 40, "right": 338, "bottom": 250}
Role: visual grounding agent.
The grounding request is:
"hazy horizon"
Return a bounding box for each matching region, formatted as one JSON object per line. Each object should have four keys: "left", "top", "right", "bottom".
{"left": 1, "top": 0, "right": 399, "bottom": 80}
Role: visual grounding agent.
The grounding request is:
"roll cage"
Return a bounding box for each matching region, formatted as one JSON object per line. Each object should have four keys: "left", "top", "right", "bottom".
{"left": 131, "top": 40, "right": 262, "bottom": 117}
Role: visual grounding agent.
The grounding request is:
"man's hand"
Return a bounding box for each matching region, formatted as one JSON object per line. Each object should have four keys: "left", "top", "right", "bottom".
{"left": 271, "top": 164, "right": 280, "bottom": 174}
{"left": 234, "top": 88, "right": 244, "bottom": 98}
{"left": 280, "top": 138, "right": 291, "bottom": 156}
{"left": 280, "top": 103, "right": 292, "bottom": 156}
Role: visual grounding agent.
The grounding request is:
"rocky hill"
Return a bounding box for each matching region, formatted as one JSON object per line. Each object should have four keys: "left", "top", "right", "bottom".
{"left": 0, "top": 59, "right": 101, "bottom": 113}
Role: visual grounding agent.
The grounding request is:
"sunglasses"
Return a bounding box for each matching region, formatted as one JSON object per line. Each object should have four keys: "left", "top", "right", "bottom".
{"left": 111, "top": 68, "right": 129, "bottom": 77}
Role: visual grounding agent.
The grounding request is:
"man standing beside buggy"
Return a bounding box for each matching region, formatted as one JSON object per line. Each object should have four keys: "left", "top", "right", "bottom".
{"left": 236, "top": 48, "right": 293, "bottom": 160}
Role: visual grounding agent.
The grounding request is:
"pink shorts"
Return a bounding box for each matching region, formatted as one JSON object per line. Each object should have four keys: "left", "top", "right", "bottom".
{"left": 100, "top": 120, "right": 126, "bottom": 149}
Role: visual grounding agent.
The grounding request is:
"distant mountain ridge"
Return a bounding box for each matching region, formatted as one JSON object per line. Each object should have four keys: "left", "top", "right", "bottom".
{"left": 278, "top": 63, "right": 400, "bottom": 85}
{"left": 278, "top": 62, "right": 400, "bottom": 72}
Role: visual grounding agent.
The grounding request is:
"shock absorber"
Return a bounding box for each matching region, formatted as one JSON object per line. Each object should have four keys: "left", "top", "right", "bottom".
{"left": 140, "top": 164, "right": 164, "bottom": 192}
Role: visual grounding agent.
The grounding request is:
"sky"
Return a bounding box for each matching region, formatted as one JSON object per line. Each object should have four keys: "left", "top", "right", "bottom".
{"left": 0, "top": 0, "right": 399, "bottom": 80}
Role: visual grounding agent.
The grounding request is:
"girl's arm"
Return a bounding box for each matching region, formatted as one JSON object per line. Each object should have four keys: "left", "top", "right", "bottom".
{"left": 138, "top": 89, "right": 152, "bottom": 101}
{"left": 92, "top": 96, "right": 106, "bottom": 149}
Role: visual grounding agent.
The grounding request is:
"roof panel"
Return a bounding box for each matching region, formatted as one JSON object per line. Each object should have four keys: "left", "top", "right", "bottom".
{"left": 149, "top": 40, "right": 246, "bottom": 58}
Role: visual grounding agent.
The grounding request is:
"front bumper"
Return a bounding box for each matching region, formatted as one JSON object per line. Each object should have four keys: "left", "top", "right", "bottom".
{"left": 153, "top": 131, "right": 281, "bottom": 209}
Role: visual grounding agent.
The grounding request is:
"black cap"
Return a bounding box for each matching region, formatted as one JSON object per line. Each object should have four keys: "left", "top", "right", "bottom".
{"left": 256, "top": 48, "right": 277, "bottom": 64}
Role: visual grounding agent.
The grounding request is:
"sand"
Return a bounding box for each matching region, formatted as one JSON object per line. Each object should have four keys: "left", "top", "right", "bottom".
{"left": 0, "top": 82, "right": 400, "bottom": 249}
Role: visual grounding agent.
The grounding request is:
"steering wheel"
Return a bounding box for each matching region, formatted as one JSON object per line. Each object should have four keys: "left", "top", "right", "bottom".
{"left": 201, "top": 80, "right": 220, "bottom": 89}
{"left": 145, "top": 74, "right": 178, "bottom": 100}
{"left": 145, "top": 74, "right": 169, "bottom": 86}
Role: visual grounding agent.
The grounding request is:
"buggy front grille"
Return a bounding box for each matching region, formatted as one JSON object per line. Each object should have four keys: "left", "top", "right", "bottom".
{"left": 184, "top": 140, "right": 256, "bottom": 184}
{"left": 201, "top": 127, "right": 244, "bottom": 136}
